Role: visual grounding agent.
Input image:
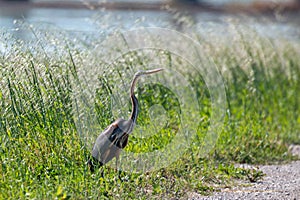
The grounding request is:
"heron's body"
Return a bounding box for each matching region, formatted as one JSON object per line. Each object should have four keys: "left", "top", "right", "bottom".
{"left": 88, "top": 68, "right": 163, "bottom": 172}
{"left": 91, "top": 119, "right": 131, "bottom": 165}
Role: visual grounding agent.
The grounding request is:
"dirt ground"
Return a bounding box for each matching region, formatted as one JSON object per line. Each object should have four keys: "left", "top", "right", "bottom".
{"left": 191, "top": 145, "right": 300, "bottom": 200}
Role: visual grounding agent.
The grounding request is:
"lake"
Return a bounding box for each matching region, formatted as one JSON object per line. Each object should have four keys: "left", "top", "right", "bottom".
{"left": 0, "top": 0, "right": 299, "bottom": 43}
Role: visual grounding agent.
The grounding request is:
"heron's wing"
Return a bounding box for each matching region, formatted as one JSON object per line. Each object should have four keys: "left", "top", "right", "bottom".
{"left": 91, "top": 120, "right": 129, "bottom": 164}
{"left": 91, "top": 124, "right": 116, "bottom": 162}
{"left": 108, "top": 124, "right": 125, "bottom": 142}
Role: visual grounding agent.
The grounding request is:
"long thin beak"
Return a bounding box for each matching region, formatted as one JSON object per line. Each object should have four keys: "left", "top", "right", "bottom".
{"left": 143, "top": 68, "right": 164, "bottom": 75}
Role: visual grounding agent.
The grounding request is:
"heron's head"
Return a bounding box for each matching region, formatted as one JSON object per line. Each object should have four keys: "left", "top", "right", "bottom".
{"left": 130, "top": 68, "right": 164, "bottom": 96}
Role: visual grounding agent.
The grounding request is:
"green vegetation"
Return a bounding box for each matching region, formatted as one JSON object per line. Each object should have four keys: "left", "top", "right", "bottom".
{"left": 0, "top": 25, "right": 299, "bottom": 199}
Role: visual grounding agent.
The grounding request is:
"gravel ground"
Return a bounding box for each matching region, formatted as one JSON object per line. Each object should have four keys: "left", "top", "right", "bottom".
{"left": 191, "top": 145, "right": 300, "bottom": 200}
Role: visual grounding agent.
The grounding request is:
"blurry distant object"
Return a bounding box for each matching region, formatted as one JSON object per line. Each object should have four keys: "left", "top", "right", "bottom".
{"left": 236, "top": 0, "right": 300, "bottom": 14}
{"left": 171, "top": 0, "right": 204, "bottom": 5}
{"left": 173, "top": 0, "right": 199, "bottom": 2}
{"left": 1, "top": 0, "right": 29, "bottom": 1}
{"left": 0, "top": 0, "right": 299, "bottom": 14}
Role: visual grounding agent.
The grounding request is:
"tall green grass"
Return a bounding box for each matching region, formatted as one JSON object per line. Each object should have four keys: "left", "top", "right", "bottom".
{"left": 0, "top": 24, "right": 299, "bottom": 199}
{"left": 209, "top": 30, "right": 300, "bottom": 163}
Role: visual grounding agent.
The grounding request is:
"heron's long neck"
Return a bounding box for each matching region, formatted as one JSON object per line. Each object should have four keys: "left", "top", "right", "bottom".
{"left": 130, "top": 94, "right": 138, "bottom": 123}
{"left": 129, "top": 75, "right": 140, "bottom": 123}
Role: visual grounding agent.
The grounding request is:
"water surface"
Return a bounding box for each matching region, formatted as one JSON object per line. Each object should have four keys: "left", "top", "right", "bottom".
{"left": 0, "top": 0, "right": 299, "bottom": 42}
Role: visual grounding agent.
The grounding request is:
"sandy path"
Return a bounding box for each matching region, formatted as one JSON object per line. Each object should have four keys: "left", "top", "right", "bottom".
{"left": 191, "top": 145, "right": 300, "bottom": 200}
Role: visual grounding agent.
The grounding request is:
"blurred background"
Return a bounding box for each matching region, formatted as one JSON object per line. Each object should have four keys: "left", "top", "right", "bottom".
{"left": 0, "top": 0, "right": 299, "bottom": 41}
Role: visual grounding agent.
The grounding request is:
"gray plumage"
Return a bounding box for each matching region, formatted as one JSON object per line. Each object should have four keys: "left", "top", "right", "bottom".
{"left": 88, "top": 68, "right": 163, "bottom": 172}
